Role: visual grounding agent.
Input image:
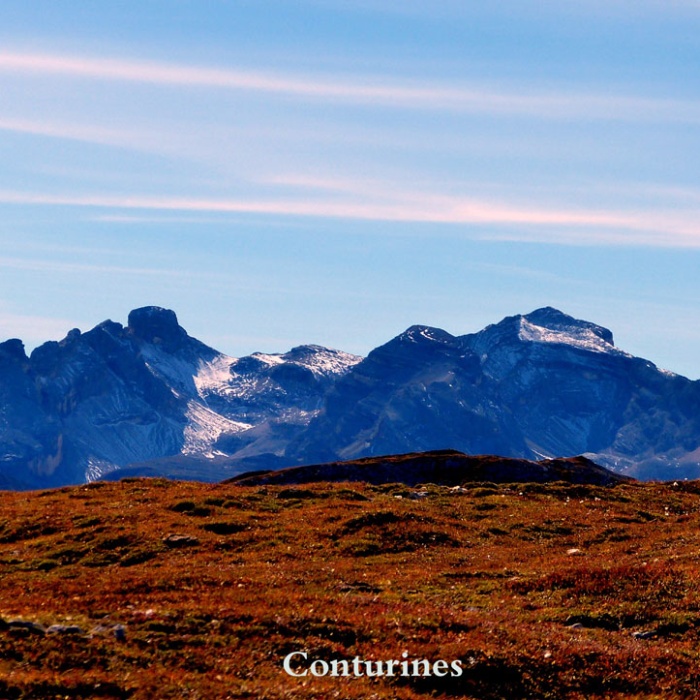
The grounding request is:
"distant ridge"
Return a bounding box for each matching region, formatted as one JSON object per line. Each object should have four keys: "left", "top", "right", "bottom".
{"left": 227, "top": 450, "right": 633, "bottom": 487}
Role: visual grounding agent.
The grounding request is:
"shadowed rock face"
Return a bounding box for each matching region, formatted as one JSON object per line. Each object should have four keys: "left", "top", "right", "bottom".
{"left": 0, "top": 338, "right": 61, "bottom": 487}
{"left": 127, "top": 306, "right": 189, "bottom": 351}
{"left": 285, "top": 324, "right": 525, "bottom": 464}
{"left": 1, "top": 305, "right": 700, "bottom": 488}
{"left": 0, "top": 339, "right": 27, "bottom": 363}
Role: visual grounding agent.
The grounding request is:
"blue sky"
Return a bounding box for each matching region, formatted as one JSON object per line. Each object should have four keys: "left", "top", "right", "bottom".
{"left": 1, "top": 1, "right": 699, "bottom": 377}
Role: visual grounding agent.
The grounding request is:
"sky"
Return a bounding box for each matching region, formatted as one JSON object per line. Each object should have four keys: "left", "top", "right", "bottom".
{"left": 0, "top": 1, "right": 699, "bottom": 377}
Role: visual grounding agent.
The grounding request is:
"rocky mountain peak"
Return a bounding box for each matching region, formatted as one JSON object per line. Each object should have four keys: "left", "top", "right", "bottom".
{"left": 0, "top": 338, "right": 28, "bottom": 363}
{"left": 60, "top": 328, "right": 82, "bottom": 346}
{"left": 127, "top": 306, "right": 187, "bottom": 348}
{"left": 396, "top": 325, "right": 456, "bottom": 345}
{"left": 521, "top": 307, "right": 615, "bottom": 349}
{"left": 461, "top": 307, "right": 619, "bottom": 359}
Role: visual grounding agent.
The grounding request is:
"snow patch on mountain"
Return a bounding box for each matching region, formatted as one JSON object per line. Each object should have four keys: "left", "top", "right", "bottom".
{"left": 182, "top": 400, "right": 251, "bottom": 457}
{"left": 139, "top": 345, "right": 199, "bottom": 396}
{"left": 290, "top": 346, "right": 363, "bottom": 377}
{"left": 248, "top": 352, "right": 285, "bottom": 367}
{"left": 194, "top": 347, "right": 361, "bottom": 402}
{"left": 194, "top": 354, "right": 237, "bottom": 396}
{"left": 85, "top": 457, "right": 120, "bottom": 483}
{"left": 518, "top": 317, "right": 630, "bottom": 356}
{"left": 250, "top": 346, "right": 362, "bottom": 377}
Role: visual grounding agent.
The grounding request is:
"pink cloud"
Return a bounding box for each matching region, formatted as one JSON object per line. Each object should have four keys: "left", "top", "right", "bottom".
{"left": 0, "top": 254, "right": 197, "bottom": 277}
{"left": 0, "top": 116, "right": 147, "bottom": 149}
{"left": 0, "top": 189, "right": 698, "bottom": 247}
{"left": 0, "top": 50, "right": 697, "bottom": 121}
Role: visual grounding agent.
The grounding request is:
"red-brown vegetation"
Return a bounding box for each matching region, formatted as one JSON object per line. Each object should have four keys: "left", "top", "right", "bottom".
{"left": 1, "top": 477, "right": 700, "bottom": 698}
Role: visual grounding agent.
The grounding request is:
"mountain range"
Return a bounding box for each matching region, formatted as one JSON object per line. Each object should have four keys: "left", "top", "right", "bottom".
{"left": 1, "top": 305, "right": 699, "bottom": 488}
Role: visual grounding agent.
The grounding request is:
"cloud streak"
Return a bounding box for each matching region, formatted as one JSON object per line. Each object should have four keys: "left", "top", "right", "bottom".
{"left": 1, "top": 50, "right": 698, "bottom": 122}
{"left": 0, "top": 254, "right": 204, "bottom": 278}
{"left": 1, "top": 188, "right": 698, "bottom": 248}
{"left": 0, "top": 116, "right": 150, "bottom": 151}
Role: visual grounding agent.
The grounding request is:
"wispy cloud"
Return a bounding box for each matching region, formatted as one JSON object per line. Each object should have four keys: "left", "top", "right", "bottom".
{"left": 0, "top": 117, "right": 146, "bottom": 150}
{"left": 0, "top": 254, "right": 203, "bottom": 278}
{"left": 1, "top": 188, "right": 698, "bottom": 247}
{"left": 1, "top": 50, "right": 698, "bottom": 122}
{"left": 305, "top": 0, "right": 700, "bottom": 17}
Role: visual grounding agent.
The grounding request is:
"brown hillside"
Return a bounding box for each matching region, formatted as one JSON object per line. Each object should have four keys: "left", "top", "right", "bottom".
{"left": 0, "top": 476, "right": 699, "bottom": 698}
{"left": 228, "top": 450, "right": 631, "bottom": 487}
